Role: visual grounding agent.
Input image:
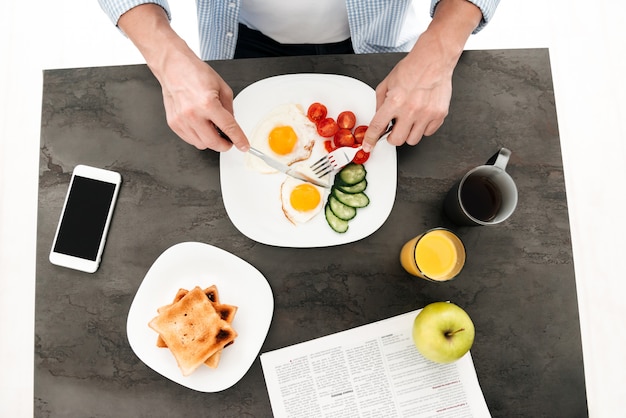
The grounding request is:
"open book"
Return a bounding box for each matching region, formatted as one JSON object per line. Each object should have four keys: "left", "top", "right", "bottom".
{"left": 261, "top": 309, "right": 490, "bottom": 417}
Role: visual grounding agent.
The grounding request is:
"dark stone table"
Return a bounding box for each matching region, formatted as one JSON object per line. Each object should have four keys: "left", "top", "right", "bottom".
{"left": 35, "top": 49, "right": 587, "bottom": 417}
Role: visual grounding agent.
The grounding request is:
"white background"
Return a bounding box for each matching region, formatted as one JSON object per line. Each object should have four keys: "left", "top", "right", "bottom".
{"left": 1, "top": 1, "right": 624, "bottom": 416}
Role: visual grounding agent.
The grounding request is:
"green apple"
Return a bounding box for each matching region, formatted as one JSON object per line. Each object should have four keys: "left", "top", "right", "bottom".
{"left": 412, "top": 302, "right": 475, "bottom": 363}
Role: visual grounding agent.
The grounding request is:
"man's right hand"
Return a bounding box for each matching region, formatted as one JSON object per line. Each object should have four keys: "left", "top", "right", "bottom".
{"left": 118, "top": 4, "right": 249, "bottom": 152}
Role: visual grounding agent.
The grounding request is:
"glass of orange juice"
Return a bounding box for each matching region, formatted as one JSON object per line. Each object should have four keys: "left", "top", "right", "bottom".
{"left": 400, "top": 228, "right": 466, "bottom": 281}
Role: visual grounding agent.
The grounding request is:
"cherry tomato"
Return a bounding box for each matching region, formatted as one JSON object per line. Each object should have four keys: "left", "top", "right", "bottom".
{"left": 324, "top": 139, "right": 335, "bottom": 153}
{"left": 317, "top": 117, "right": 339, "bottom": 138}
{"left": 353, "top": 125, "right": 368, "bottom": 144}
{"left": 337, "top": 111, "right": 356, "bottom": 130}
{"left": 307, "top": 102, "right": 327, "bottom": 124}
{"left": 333, "top": 128, "right": 355, "bottom": 148}
{"left": 352, "top": 149, "right": 370, "bottom": 164}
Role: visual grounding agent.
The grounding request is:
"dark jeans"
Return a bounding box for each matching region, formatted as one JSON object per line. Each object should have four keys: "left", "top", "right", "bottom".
{"left": 234, "top": 24, "right": 354, "bottom": 58}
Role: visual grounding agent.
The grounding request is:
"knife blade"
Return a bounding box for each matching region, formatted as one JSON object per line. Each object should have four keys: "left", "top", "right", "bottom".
{"left": 248, "top": 147, "right": 330, "bottom": 188}
{"left": 213, "top": 122, "right": 329, "bottom": 188}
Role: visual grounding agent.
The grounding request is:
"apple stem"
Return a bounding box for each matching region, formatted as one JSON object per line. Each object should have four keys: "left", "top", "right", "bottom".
{"left": 445, "top": 328, "right": 465, "bottom": 338}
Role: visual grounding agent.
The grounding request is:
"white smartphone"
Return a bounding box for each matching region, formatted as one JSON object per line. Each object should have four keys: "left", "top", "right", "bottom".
{"left": 49, "top": 164, "right": 122, "bottom": 273}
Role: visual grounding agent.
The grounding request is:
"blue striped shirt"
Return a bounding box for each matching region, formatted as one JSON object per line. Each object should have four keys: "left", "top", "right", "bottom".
{"left": 99, "top": 0, "right": 500, "bottom": 61}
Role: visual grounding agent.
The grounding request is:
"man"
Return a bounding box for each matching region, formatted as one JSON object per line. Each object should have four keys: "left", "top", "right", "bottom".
{"left": 99, "top": 0, "right": 499, "bottom": 153}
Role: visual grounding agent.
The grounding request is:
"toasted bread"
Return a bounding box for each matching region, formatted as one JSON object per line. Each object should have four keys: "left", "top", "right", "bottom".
{"left": 156, "top": 288, "right": 190, "bottom": 347}
{"left": 156, "top": 286, "right": 226, "bottom": 345}
{"left": 204, "top": 303, "right": 238, "bottom": 368}
{"left": 149, "top": 286, "right": 237, "bottom": 376}
{"left": 155, "top": 285, "right": 237, "bottom": 367}
{"left": 155, "top": 286, "right": 238, "bottom": 368}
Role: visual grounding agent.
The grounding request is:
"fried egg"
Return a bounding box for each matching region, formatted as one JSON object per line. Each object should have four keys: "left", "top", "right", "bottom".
{"left": 246, "top": 103, "right": 317, "bottom": 173}
{"left": 280, "top": 174, "right": 326, "bottom": 225}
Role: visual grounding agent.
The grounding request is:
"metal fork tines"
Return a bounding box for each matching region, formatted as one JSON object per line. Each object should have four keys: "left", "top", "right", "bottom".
{"left": 309, "top": 119, "right": 395, "bottom": 178}
{"left": 310, "top": 146, "right": 361, "bottom": 177}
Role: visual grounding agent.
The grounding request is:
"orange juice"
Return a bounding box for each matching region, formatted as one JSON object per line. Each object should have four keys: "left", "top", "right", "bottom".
{"left": 400, "top": 229, "right": 465, "bottom": 281}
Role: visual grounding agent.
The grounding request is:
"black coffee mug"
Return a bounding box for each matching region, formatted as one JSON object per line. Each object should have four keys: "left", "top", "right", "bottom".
{"left": 444, "top": 148, "right": 518, "bottom": 226}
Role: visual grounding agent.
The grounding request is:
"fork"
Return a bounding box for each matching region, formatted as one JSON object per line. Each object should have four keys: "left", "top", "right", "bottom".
{"left": 309, "top": 119, "right": 394, "bottom": 177}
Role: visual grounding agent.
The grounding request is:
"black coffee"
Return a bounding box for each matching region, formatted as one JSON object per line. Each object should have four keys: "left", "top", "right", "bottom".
{"left": 460, "top": 175, "right": 502, "bottom": 222}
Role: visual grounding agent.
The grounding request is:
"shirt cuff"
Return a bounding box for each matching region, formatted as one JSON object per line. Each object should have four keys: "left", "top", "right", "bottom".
{"left": 430, "top": 0, "right": 501, "bottom": 33}
{"left": 98, "top": 0, "right": 172, "bottom": 26}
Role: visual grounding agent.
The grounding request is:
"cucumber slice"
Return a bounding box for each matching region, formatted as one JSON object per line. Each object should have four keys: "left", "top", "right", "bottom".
{"left": 335, "top": 178, "right": 367, "bottom": 194}
{"left": 325, "top": 203, "right": 349, "bottom": 233}
{"left": 337, "top": 163, "right": 366, "bottom": 185}
{"left": 329, "top": 195, "right": 357, "bottom": 221}
{"left": 332, "top": 186, "right": 370, "bottom": 208}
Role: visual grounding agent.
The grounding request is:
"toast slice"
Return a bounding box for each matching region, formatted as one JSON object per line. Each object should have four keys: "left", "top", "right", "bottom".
{"left": 156, "top": 286, "right": 223, "bottom": 346}
{"left": 203, "top": 301, "right": 238, "bottom": 368}
{"left": 149, "top": 286, "right": 237, "bottom": 376}
{"left": 155, "top": 286, "right": 238, "bottom": 368}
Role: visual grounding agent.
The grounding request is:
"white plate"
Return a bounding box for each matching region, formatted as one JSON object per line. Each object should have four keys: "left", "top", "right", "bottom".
{"left": 220, "top": 74, "right": 397, "bottom": 248}
{"left": 127, "top": 242, "right": 273, "bottom": 392}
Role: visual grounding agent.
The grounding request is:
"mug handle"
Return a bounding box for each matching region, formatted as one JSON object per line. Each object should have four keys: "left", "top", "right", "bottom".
{"left": 485, "top": 147, "right": 511, "bottom": 170}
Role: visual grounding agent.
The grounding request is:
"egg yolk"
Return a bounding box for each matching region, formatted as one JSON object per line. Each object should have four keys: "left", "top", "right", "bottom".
{"left": 268, "top": 126, "right": 298, "bottom": 155}
{"left": 290, "top": 184, "right": 321, "bottom": 212}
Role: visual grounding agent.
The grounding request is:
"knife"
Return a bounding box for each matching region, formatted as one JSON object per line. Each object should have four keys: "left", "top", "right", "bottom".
{"left": 247, "top": 147, "right": 330, "bottom": 188}
{"left": 213, "top": 122, "right": 329, "bottom": 188}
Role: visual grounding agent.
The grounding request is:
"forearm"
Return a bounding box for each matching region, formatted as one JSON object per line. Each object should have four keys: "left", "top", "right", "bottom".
{"left": 117, "top": 4, "right": 195, "bottom": 82}
{"left": 363, "top": 0, "right": 485, "bottom": 148}
{"left": 432, "top": 0, "right": 500, "bottom": 34}
{"left": 416, "top": 0, "right": 483, "bottom": 70}
{"left": 115, "top": 4, "right": 247, "bottom": 151}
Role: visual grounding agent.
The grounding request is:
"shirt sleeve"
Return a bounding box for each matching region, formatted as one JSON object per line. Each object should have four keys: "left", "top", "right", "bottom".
{"left": 98, "top": 0, "right": 172, "bottom": 26}
{"left": 430, "top": 0, "right": 501, "bottom": 33}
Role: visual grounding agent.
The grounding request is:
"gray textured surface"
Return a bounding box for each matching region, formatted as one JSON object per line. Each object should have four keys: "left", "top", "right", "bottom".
{"left": 35, "top": 50, "right": 587, "bottom": 417}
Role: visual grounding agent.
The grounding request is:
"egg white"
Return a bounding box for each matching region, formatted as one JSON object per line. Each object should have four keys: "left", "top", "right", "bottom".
{"left": 280, "top": 175, "right": 326, "bottom": 225}
{"left": 246, "top": 103, "right": 318, "bottom": 173}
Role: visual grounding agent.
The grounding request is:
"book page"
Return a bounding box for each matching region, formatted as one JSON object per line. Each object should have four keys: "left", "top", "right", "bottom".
{"left": 261, "top": 309, "right": 490, "bottom": 417}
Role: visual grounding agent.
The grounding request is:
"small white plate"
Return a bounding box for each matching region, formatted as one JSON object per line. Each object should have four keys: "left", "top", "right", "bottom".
{"left": 127, "top": 242, "right": 273, "bottom": 392}
{"left": 220, "top": 74, "right": 397, "bottom": 248}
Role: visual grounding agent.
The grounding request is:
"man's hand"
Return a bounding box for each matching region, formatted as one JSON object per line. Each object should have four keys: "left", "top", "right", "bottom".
{"left": 363, "top": 32, "right": 454, "bottom": 151}
{"left": 362, "top": 0, "right": 483, "bottom": 152}
{"left": 157, "top": 49, "right": 249, "bottom": 151}
{"left": 118, "top": 4, "right": 249, "bottom": 152}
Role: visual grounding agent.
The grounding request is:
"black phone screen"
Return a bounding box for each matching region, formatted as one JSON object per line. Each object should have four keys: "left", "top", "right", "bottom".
{"left": 53, "top": 176, "right": 117, "bottom": 261}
